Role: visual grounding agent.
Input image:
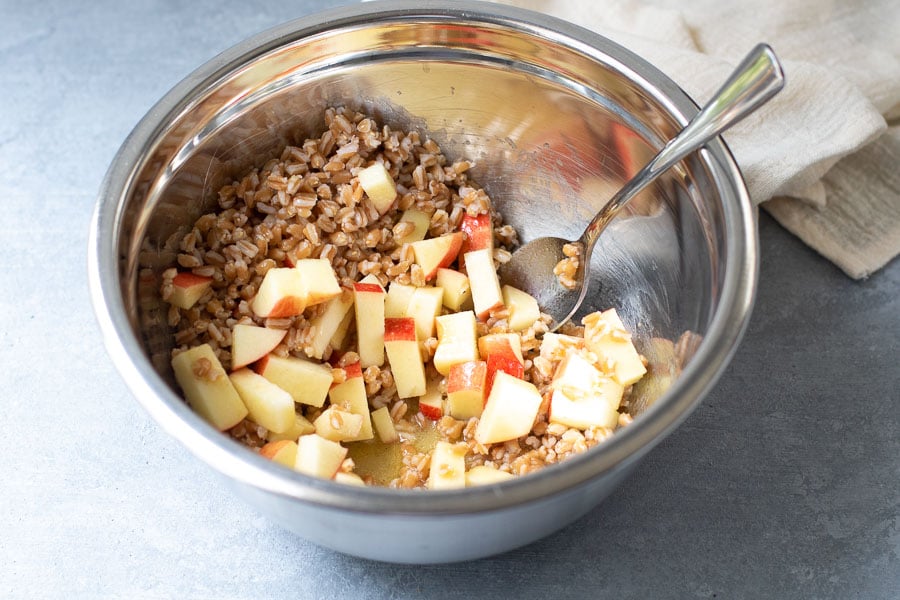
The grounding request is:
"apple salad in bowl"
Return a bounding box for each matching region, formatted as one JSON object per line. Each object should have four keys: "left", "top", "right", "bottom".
{"left": 162, "top": 107, "right": 647, "bottom": 489}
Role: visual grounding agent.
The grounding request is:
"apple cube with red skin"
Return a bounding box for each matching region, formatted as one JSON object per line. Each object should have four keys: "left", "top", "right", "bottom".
{"left": 370, "top": 406, "right": 399, "bottom": 444}
{"left": 384, "top": 317, "right": 427, "bottom": 398}
{"left": 168, "top": 272, "right": 213, "bottom": 310}
{"left": 435, "top": 268, "right": 472, "bottom": 311}
{"left": 171, "top": 344, "right": 248, "bottom": 431}
{"left": 404, "top": 286, "right": 444, "bottom": 342}
{"left": 357, "top": 163, "right": 397, "bottom": 215}
{"left": 353, "top": 274, "right": 385, "bottom": 368}
{"left": 259, "top": 440, "right": 298, "bottom": 468}
{"left": 548, "top": 351, "right": 624, "bottom": 429}
{"left": 474, "top": 371, "right": 542, "bottom": 445}
{"left": 459, "top": 213, "right": 493, "bottom": 255}
{"left": 583, "top": 308, "right": 647, "bottom": 386}
{"left": 465, "top": 464, "right": 514, "bottom": 486}
{"left": 294, "top": 258, "right": 342, "bottom": 306}
{"left": 446, "top": 360, "right": 487, "bottom": 420}
{"left": 501, "top": 285, "right": 541, "bottom": 332}
{"left": 253, "top": 267, "right": 307, "bottom": 318}
{"left": 308, "top": 291, "right": 354, "bottom": 359}
{"left": 265, "top": 412, "right": 315, "bottom": 442}
{"left": 384, "top": 281, "right": 416, "bottom": 318}
{"left": 394, "top": 208, "right": 433, "bottom": 246}
{"left": 433, "top": 311, "right": 479, "bottom": 375}
{"left": 417, "top": 378, "right": 444, "bottom": 421}
{"left": 463, "top": 248, "right": 504, "bottom": 319}
{"left": 328, "top": 361, "right": 374, "bottom": 441}
{"left": 231, "top": 324, "right": 287, "bottom": 371}
{"left": 294, "top": 434, "right": 348, "bottom": 479}
{"left": 314, "top": 406, "right": 364, "bottom": 442}
{"left": 410, "top": 232, "right": 464, "bottom": 280}
{"left": 478, "top": 333, "right": 525, "bottom": 397}
{"left": 427, "top": 441, "right": 467, "bottom": 490}
{"left": 229, "top": 368, "right": 296, "bottom": 434}
{"left": 254, "top": 353, "right": 332, "bottom": 407}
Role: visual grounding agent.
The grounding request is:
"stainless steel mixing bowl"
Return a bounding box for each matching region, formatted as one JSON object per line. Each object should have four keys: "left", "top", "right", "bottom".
{"left": 88, "top": 0, "right": 757, "bottom": 563}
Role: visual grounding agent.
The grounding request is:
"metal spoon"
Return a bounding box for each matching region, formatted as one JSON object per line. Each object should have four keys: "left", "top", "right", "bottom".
{"left": 498, "top": 43, "right": 785, "bottom": 331}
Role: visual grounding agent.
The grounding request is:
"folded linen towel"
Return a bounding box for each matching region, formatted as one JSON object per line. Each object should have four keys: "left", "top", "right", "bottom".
{"left": 496, "top": 0, "right": 900, "bottom": 278}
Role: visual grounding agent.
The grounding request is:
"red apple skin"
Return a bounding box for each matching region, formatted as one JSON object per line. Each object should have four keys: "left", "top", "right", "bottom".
{"left": 419, "top": 401, "right": 443, "bottom": 421}
{"left": 485, "top": 354, "right": 525, "bottom": 400}
{"left": 259, "top": 439, "right": 294, "bottom": 460}
{"left": 447, "top": 360, "right": 488, "bottom": 393}
{"left": 343, "top": 361, "right": 363, "bottom": 379}
{"left": 266, "top": 297, "right": 307, "bottom": 319}
{"left": 459, "top": 214, "right": 493, "bottom": 255}
{"left": 353, "top": 282, "right": 384, "bottom": 294}
{"left": 384, "top": 317, "right": 417, "bottom": 342}
{"left": 172, "top": 272, "right": 213, "bottom": 288}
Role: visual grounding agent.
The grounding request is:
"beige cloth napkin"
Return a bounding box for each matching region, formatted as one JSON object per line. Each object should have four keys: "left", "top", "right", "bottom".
{"left": 495, "top": 0, "right": 900, "bottom": 278}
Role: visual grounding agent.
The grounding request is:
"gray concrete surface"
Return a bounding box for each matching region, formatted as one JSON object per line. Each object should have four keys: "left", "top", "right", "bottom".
{"left": 2, "top": 1, "right": 897, "bottom": 598}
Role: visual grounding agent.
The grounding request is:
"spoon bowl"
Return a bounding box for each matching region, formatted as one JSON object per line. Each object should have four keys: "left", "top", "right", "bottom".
{"left": 499, "top": 43, "right": 785, "bottom": 330}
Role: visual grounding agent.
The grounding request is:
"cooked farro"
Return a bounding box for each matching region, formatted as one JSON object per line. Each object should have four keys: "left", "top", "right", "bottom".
{"left": 164, "top": 107, "right": 646, "bottom": 489}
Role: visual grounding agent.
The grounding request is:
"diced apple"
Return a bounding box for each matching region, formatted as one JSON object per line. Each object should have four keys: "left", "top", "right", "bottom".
{"left": 229, "top": 368, "right": 296, "bottom": 434}
{"left": 384, "top": 282, "right": 416, "bottom": 318}
{"left": 548, "top": 351, "right": 624, "bottom": 429}
{"left": 328, "top": 362, "right": 374, "bottom": 441}
{"left": 353, "top": 274, "right": 385, "bottom": 368}
{"left": 252, "top": 267, "right": 307, "bottom": 318}
{"left": 171, "top": 344, "right": 248, "bottom": 431}
{"left": 384, "top": 317, "right": 427, "bottom": 398}
{"left": 329, "top": 309, "right": 354, "bottom": 351}
{"left": 294, "top": 434, "right": 348, "bottom": 479}
{"left": 459, "top": 213, "right": 493, "bottom": 255}
{"left": 583, "top": 308, "right": 647, "bottom": 386}
{"left": 418, "top": 378, "right": 444, "bottom": 421}
{"left": 394, "top": 208, "right": 434, "bottom": 246}
{"left": 410, "top": 232, "right": 464, "bottom": 280}
{"left": 446, "top": 360, "right": 487, "bottom": 420}
{"left": 427, "top": 441, "right": 467, "bottom": 490}
{"left": 539, "top": 332, "right": 584, "bottom": 362}
{"left": 370, "top": 406, "right": 399, "bottom": 444}
{"left": 259, "top": 440, "right": 298, "bottom": 468}
{"left": 501, "top": 285, "right": 541, "bottom": 332}
{"left": 433, "top": 311, "right": 479, "bottom": 375}
{"left": 435, "top": 268, "right": 472, "bottom": 311}
{"left": 485, "top": 354, "right": 525, "bottom": 398}
{"left": 358, "top": 162, "right": 397, "bottom": 215}
{"left": 314, "top": 406, "right": 364, "bottom": 442}
{"left": 334, "top": 471, "right": 366, "bottom": 486}
{"left": 307, "top": 291, "right": 354, "bottom": 359}
{"left": 254, "top": 353, "right": 332, "bottom": 407}
{"left": 463, "top": 248, "right": 503, "bottom": 319}
{"left": 293, "top": 258, "right": 342, "bottom": 306}
{"left": 168, "top": 272, "right": 213, "bottom": 310}
{"left": 465, "top": 464, "right": 514, "bottom": 486}
{"left": 404, "top": 286, "right": 444, "bottom": 342}
{"left": 265, "top": 412, "right": 316, "bottom": 442}
{"left": 474, "top": 371, "right": 542, "bottom": 445}
{"left": 231, "top": 324, "right": 287, "bottom": 371}
{"left": 477, "top": 333, "right": 524, "bottom": 365}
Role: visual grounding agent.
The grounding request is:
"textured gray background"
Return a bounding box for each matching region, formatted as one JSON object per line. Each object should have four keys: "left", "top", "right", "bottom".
{"left": 2, "top": 1, "right": 898, "bottom": 598}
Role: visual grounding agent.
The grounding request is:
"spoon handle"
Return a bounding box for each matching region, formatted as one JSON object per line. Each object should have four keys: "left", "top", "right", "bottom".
{"left": 581, "top": 43, "right": 785, "bottom": 249}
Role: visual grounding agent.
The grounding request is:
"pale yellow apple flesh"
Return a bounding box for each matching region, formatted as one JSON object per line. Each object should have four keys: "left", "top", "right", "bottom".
{"left": 435, "top": 267, "right": 472, "bottom": 311}
{"left": 384, "top": 281, "right": 416, "bottom": 318}
{"left": 584, "top": 308, "right": 647, "bottom": 386}
{"left": 353, "top": 274, "right": 385, "bottom": 368}
{"left": 427, "top": 441, "right": 467, "bottom": 490}
{"left": 433, "top": 310, "right": 479, "bottom": 375}
{"left": 463, "top": 248, "right": 504, "bottom": 319}
{"left": 370, "top": 406, "right": 399, "bottom": 444}
{"left": 474, "top": 371, "right": 542, "bottom": 445}
{"left": 410, "top": 232, "right": 464, "bottom": 280}
{"left": 357, "top": 163, "right": 397, "bottom": 215}
{"left": 548, "top": 351, "right": 623, "bottom": 429}
{"left": 418, "top": 377, "right": 444, "bottom": 421}
{"left": 328, "top": 363, "right": 374, "bottom": 441}
{"left": 293, "top": 258, "right": 342, "bottom": 306}
{"left": 446, "top": 360, "right": 487, "bottom": 420}
{"left": 251, "top": 267, "right": 308, "bottom": 318}
{"left": 171, "top": 344, "right": 248, "bottom": 431}
{"left": 404, "top": 286, "right": 443, "bottom": 342}
{"left": 294, "top": 433, "right": 348, "bottom": 479}
{"left": 384, "top": 317, "right": 427, "bottom": 399}
{"left": 259, "top": 440, "right": 298, "bottom": 468}
{"left": 255, "top": 353, "right": 332, "bottom": 407}
{"left": 229, "top": 368, "right": 296, "bottom": 434}
{"left": 168, "top": 272, "right": 213, "bottom": 310}
{"left": 265, "top": 412, "right": 315, "bottom": 442}
{"left": 231, "top": 324, "right": 287, "bottom": 371}
{"left": 501, "top": 284, "right": 541, "bottom": 332}
{"left": 465, "top": 464, "right": 514, "bottom": 486}
{"left": 314, "top": 406, "right": 364, "bottom": 442}
{"left": 394, "top": 208, "right": 433, "bottom": 246}
{"left": 308, "top": 291, "right": 354, "bottom": 359}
